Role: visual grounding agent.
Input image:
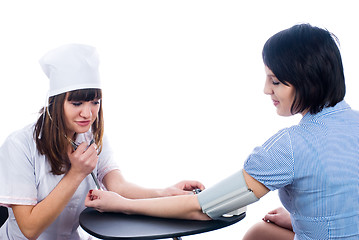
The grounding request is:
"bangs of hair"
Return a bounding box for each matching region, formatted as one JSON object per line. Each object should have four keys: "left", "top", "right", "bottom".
{"left": 67, "top": 88, "right": 102, "bottom": 102}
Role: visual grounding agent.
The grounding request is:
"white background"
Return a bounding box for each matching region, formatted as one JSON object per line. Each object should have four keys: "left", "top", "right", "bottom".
{"left": 1, "top": 1, "right": 358, "bottom": 239}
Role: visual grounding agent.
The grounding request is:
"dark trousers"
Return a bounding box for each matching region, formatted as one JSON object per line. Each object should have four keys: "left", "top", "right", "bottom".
{"left": 0, "top": 206, "right": 8, "bottom": 228}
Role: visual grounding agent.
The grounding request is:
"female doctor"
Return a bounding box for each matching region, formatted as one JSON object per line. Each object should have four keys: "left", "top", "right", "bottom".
{"left": 86, "top": 24, "right": 359, "bottom": 240}
{"left": 0, "top": 44, "right": 204, "bottom": 240}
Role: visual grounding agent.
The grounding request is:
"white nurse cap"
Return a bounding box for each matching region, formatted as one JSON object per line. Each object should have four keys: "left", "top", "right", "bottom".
{"left": 39, "top": 43, "right": 101, "bottom": 97}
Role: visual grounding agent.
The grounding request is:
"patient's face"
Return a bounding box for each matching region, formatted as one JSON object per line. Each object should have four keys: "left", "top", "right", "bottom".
{"left": 263, "top": 66, "right": 295, "bottom": 117}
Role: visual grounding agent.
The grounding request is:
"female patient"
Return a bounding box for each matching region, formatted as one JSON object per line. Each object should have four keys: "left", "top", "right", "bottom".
{"left": 86, "top": 24, "right": 359, "bottom": 240}
{"left": 0, "top": 44, "right": 204, "bottom": 240}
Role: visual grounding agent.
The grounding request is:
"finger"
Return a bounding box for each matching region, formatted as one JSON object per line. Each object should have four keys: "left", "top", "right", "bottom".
{"left": 82, "top": 144, "right": 97, "bottom": 156}
{"left": 88, "top": 189, "right": 99, "bottom": 199}
{"left": 196, "top": 183, "right": 206, "bottom": 190}
{"left": 263, "top": 212, "right": 277, "bottom": 222}
{"left": 85, "top": 192, "right": 94, "bottom": 206}
{"left": 91, "top": 189, "right": 103, "bottom": 197}
{"left": 85, "top": 143, "right": 98, "bottom": 153}
{"left": 267, "top": 208, "right": 279, "bottom": 215}
{"left": 183, "top": 190, "right": 196, "bottom": 195}
{"left": 86, "top": 190, "right": 100, "bottom": 206}
{"left": 95, "top": 208, "right": 104, "bottom": 213}
{"left": 193, "top": 181, "right": 205, "bottom": 190}
{"left": 88, "top": 189, "right": 94, "bottom": 198}
{"left": 68, "top": 144, "right": 75, "bottom": 154}
{"left": 85, "top": 199, "right": 96, "bottom": 208}
{"left": 87, "top": 150, "right": 99, "bottom": 165}
{"left": 76, "top": 142, "right": 89, "bottom": 152}
{"left": 83, "top": 146, "right": 99, "bottom": 162}
{"left": 184, "top": 181, "right": 205, "bottom": 191}
{"left": 78, "top": 149, "right": 98, "bottom": 169}
{"left": 90, "top": 143, "right": 98, "bottom": 150}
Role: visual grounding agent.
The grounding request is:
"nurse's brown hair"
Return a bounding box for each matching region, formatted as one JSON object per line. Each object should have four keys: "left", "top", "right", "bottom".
{"left": 34, "top": 88, "right": 103, "bottom": 175}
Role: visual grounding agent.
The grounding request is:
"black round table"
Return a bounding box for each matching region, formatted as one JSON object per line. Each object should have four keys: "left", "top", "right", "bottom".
{"left": 80, "top": 208, "right": 245, "bottom": 240}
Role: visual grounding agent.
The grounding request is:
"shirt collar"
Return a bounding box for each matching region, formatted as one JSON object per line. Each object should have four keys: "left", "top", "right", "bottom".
{"left": 300, "top": 100, "right": 351, "bottom": 124}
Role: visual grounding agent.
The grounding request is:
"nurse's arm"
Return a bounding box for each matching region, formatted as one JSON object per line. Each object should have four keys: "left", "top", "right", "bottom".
{"left": 11, "top": 143, "right": 97, "bottom": 240}
{"left": 11, "top": 169, "right": 85, "bottom": 240}
{"left": 103, "top": 169, "right": 205, "bottom": 199}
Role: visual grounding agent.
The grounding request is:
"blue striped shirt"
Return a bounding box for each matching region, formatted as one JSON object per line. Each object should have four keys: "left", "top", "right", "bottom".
{"left": 244, "top": 101, "right": 359, "bottom": 239}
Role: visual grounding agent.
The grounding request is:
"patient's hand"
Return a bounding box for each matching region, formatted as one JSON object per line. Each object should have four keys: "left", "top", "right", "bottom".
{"left": 262, "top": 207, "right": 293, "bottom": 231}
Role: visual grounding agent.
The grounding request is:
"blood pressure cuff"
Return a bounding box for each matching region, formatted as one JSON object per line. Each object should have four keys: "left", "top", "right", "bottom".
{"left": 197, "top": 170, "right": 259, "bottom": 219}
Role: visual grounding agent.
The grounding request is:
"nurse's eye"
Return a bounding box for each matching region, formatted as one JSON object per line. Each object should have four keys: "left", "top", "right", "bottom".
{"left": 71, "top": 102, "right": 82, "bottom": 107}
{"left": 92, "top": 99, "right": 101, "bottom": 105}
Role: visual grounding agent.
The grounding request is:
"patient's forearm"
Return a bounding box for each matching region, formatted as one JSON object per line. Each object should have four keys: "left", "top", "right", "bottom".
{"left": 120, "top": 194, "right": 210, "bottom": 220}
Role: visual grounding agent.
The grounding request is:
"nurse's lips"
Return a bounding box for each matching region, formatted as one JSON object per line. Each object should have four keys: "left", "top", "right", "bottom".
{"left": 76, "top": 121, "right": 91, "bottom": 126}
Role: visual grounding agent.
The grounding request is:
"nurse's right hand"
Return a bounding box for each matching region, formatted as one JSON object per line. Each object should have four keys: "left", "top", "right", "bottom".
{"left": 67, "top": 142, "right": 98, "bottom": 178}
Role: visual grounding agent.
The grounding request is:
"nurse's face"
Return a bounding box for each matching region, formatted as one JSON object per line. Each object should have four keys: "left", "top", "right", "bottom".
{"left": 263, "top": 66, "right": 295, "bottom": 116}
{"left": 63, "top": 94, "right": 101, "bottom": 136}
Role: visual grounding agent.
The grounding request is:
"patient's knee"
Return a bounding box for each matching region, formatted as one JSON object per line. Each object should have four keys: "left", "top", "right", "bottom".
{"left": 243, "top": 222, "right": 270, "bottom": 240}
{"left": 242, "top": 221, "right": 294, "bottom": 240}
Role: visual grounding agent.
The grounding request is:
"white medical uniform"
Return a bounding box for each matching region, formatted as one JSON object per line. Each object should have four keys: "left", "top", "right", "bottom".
{"left": 0, "top": 124, "right": 119, "bottom": 239}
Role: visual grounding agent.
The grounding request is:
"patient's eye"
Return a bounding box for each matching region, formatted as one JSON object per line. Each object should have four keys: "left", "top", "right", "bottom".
{"left": 272, "top": 80, "right": 280, "bottom": 85}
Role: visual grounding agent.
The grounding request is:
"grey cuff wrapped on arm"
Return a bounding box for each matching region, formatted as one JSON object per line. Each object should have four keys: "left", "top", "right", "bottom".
{"left": 197, "top": 170, "right": 259, "bottom": 219}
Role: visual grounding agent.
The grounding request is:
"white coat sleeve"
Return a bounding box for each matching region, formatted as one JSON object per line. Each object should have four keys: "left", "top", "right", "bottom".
{"left": 0, "top": 130, "right": 38, "bottom": 206}
{"left": 96, "top": 134, "right": 120, "bottom": 183}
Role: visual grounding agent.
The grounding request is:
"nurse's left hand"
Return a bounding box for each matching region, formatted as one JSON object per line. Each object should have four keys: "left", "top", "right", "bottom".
{"left": 160, "top": 180, "right": 205, "bottom": 197}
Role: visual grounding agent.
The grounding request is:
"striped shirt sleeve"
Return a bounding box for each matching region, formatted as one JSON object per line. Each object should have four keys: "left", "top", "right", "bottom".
{"left": 244, "top": 129, "right": 295, "bottom": 191}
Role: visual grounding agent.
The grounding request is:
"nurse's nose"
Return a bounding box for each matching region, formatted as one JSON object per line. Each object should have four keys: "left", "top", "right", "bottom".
{"left": 80, "top": 103, "right": 92, "bottom": 118}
